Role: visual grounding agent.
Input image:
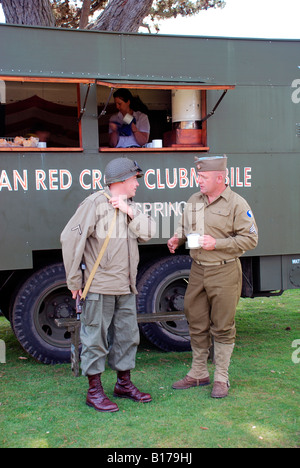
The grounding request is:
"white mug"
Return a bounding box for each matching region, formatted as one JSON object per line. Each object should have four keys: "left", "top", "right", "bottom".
{"left": 187, "top": 233, "right": 202, "bottom": 249}
{"left": 123, "top": 113, "right": 134, "bottom": 125}
{"left": 152, "top": 139, "right": 163, "bottom": 148}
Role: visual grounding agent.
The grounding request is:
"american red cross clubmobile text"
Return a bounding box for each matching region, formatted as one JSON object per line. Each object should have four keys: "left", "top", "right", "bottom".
{"left": 0, "top": 166, "right": 252, "bottom": 192}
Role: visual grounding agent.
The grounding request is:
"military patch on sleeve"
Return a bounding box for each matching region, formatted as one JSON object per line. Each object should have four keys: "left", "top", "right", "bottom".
{"left": 249, "top": 223, "right": 257, "bottom": 234}
{"left": 71, "top": 224, "right": 82, "bottom": 235}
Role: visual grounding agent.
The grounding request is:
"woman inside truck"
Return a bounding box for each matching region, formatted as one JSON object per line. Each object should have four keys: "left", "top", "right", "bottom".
{"left": 108, "top": 89, "right": 150, "bottom": 148}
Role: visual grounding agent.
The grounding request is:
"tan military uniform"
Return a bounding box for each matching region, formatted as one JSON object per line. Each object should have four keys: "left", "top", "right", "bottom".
{"left": 171, "top": 155, "right": 258, "bottom": 396}
{"left": 177, "top": 185, "right": 258, "bottom": 348}
{"left": 61, "top": 187, "right": 155, "bottom": 295}
{"left": 176, "top": 186, "right": 258, "bottom": 265}
{"left": 176, "top": 186, "right": 258, "bottom": 388}
{"left": 60, "top": 186, "right": 156, "bottom": 376}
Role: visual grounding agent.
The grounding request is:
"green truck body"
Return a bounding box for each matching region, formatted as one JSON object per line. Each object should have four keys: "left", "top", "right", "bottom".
{"left": 0, "top": 24, "right": 299, "bottom": 363}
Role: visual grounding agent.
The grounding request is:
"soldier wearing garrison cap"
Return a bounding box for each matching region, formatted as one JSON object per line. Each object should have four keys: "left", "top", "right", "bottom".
{"left": 195, "top": 154, "right": 228, "bottom": 172}
{"left": 168, "top": 154, "right": 258, "bottom": 398}
{"left": 61, "top": 158, "right": 156, "bottom": 413}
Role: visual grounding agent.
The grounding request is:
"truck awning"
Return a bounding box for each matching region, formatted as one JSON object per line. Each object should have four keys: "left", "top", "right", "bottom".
{"left": 0, "top": 76, "right": 235, "bottom": 90}
{"left": 97, "top": 80, "right": 235, "bottom": 90}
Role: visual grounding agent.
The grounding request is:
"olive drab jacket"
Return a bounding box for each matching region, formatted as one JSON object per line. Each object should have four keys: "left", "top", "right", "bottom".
{"left": 176, "top": 186, "right": 258, "bottom": 263}
{"left": 61, "top": 188, "right": 156, "bottom": 295}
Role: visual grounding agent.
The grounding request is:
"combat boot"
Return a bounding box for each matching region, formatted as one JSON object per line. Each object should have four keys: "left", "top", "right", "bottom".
{"left": 113, "top": 370, "right": 152, "bottom": 403}
{"left": 86, "top": 374, "right": 119, "bottom": 412}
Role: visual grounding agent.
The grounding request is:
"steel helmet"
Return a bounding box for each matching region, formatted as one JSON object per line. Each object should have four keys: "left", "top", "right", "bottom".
{"left": 104, "top": 158, "right": 143, "bottom": 185}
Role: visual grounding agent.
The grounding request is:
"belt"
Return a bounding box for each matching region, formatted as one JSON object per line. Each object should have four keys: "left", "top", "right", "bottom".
{"left": 194, "top": 258, "right": 237, "bottom": 267}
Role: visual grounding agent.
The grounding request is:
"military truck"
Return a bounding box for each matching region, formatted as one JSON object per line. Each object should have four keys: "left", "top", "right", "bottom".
{"left": 0, "top": 24, "right": 299, "bottom": 364}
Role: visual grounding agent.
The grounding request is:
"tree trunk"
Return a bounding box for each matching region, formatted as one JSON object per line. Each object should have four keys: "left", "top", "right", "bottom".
{"left": 1, "top": 0, "right": 55, "bottom": 26}
{"left": 79, "top": 0, "right": 92, "bottom": 29}
{"left": 92, "top": 0, "right": 154, "bottom": 32}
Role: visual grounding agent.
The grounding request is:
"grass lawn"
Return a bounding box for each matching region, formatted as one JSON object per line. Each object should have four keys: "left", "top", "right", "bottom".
{"left": 0, "top": 290, "right": 299, "bottom": 448}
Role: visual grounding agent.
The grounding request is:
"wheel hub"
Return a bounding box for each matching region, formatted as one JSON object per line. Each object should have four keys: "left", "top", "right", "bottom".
{"left": 170, "top": 292, "right": 184, "bottom": 311}
{"left": 52, "top": 299, "right": 73, "bottom": 319}
{"left": 35, "top": 288, "right": 76, "bottom": 348}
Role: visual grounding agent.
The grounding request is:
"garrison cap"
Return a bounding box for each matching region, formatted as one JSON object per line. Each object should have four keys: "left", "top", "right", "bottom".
{"left": 195, "top": 155, "right": 227, "bottom": 172}
{"left": 104, "top": 158, "right": 143, "bottom": 185}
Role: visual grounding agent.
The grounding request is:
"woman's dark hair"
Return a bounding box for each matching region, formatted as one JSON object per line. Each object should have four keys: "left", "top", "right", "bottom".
{"left": 113, "top": 88, "right": 148, "bottom": 114}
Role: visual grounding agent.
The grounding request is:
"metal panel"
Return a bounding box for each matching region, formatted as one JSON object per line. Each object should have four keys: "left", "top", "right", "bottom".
{"left": 1, "top": 24, "right": 300, "bottom": 86}
{"left": 207, "top": 86, "right": 300, "bottom": 153}
{"left": 0, "top": 25, "right": 122, "bottom": 80}
{"left": 258, "top": 256, "right": 282, "bottom": 291}
{"left": 219, "top": 152, "right": 300, "bottom": 257}
{"left": 80, "top": 83, "right": 99, "bottom": 150}
{"left": 259, "top": 255, "right": 300, "bottom": 291}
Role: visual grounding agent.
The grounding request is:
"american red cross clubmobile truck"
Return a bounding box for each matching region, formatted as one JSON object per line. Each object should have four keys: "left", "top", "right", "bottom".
{"left": 0, "top": 24, "right": 299, "bottom": 363}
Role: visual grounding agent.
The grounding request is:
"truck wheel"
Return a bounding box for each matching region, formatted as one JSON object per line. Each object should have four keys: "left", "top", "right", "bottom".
{"left": 137, "top": 255, "right": 192, "bottom": 352}
{"left": 11, "top": 263, "right": 75, "bottom": 364}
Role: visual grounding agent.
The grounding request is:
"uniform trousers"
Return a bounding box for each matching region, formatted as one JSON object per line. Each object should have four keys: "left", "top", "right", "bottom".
{"left": 184, "top": 259, "right": 242, "bottom": 350}
{"left": 80, "top": 293, "right": 140, "bottom": 376}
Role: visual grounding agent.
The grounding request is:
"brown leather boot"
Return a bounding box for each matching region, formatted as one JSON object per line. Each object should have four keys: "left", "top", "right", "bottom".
{"left": 172, "top": 374, "right": 210, "bottom": 390}
{"left": 211, "top": 381, "right": 230, "bottom": 398}
{"left": 113, "top": 370, "right": 152, "bottom": 403}
{"left": 86, "top": 374, "right": 119, "bottom": 412}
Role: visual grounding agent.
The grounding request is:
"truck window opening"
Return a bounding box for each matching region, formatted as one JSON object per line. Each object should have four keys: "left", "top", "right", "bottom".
{"left": 0, "top": 80, "right": 82, "bottom": 151}
{"left": 97, "top": 84, "right": 233, "bottom": 152}
{"left": 97, "top": 85, "right": 211, "bottom": 152}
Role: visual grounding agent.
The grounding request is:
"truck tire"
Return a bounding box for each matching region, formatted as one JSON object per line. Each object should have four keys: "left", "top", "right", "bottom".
{"left": 11, "top": 263, "right": 75, "bottom": 364}
{"left": 137, "top": 255, "right": 192, "bottom": 352}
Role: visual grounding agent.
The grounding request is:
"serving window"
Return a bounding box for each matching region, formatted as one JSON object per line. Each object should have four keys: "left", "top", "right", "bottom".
{"left": 97, "top": 82, "right": 234, "bottom": 152}
{"left": 0, "top": 78, "right": 84, "bottom": 151}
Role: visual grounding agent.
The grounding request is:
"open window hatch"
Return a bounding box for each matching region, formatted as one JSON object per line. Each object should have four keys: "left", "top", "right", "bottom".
{"left": 97, "top": 80, "right": 235, "bottom": 152}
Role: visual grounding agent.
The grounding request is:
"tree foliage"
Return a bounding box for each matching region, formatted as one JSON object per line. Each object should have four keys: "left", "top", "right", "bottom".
{"left": 152, "top": 0, "right": 225, "bottom": 20}
{"left": 1, "top": 0, "right": 226, "bottom": 32}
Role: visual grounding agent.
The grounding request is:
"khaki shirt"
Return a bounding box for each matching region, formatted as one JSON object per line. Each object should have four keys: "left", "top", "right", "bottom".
{"left": 176, "top": 186, "right": 258, "bottom": 263}
{"left": 61, "top": 188, "right": 156, "bottom": 295}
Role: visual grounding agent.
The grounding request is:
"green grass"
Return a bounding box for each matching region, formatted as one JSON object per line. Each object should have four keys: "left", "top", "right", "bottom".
{"left": 0, "top": 290, "right": 299, "bottom": 448}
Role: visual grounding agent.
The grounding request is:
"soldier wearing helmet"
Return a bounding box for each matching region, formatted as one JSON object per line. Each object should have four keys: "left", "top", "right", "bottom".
{"left": 61, "top": 158, "right": 156, "bottom": 413}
